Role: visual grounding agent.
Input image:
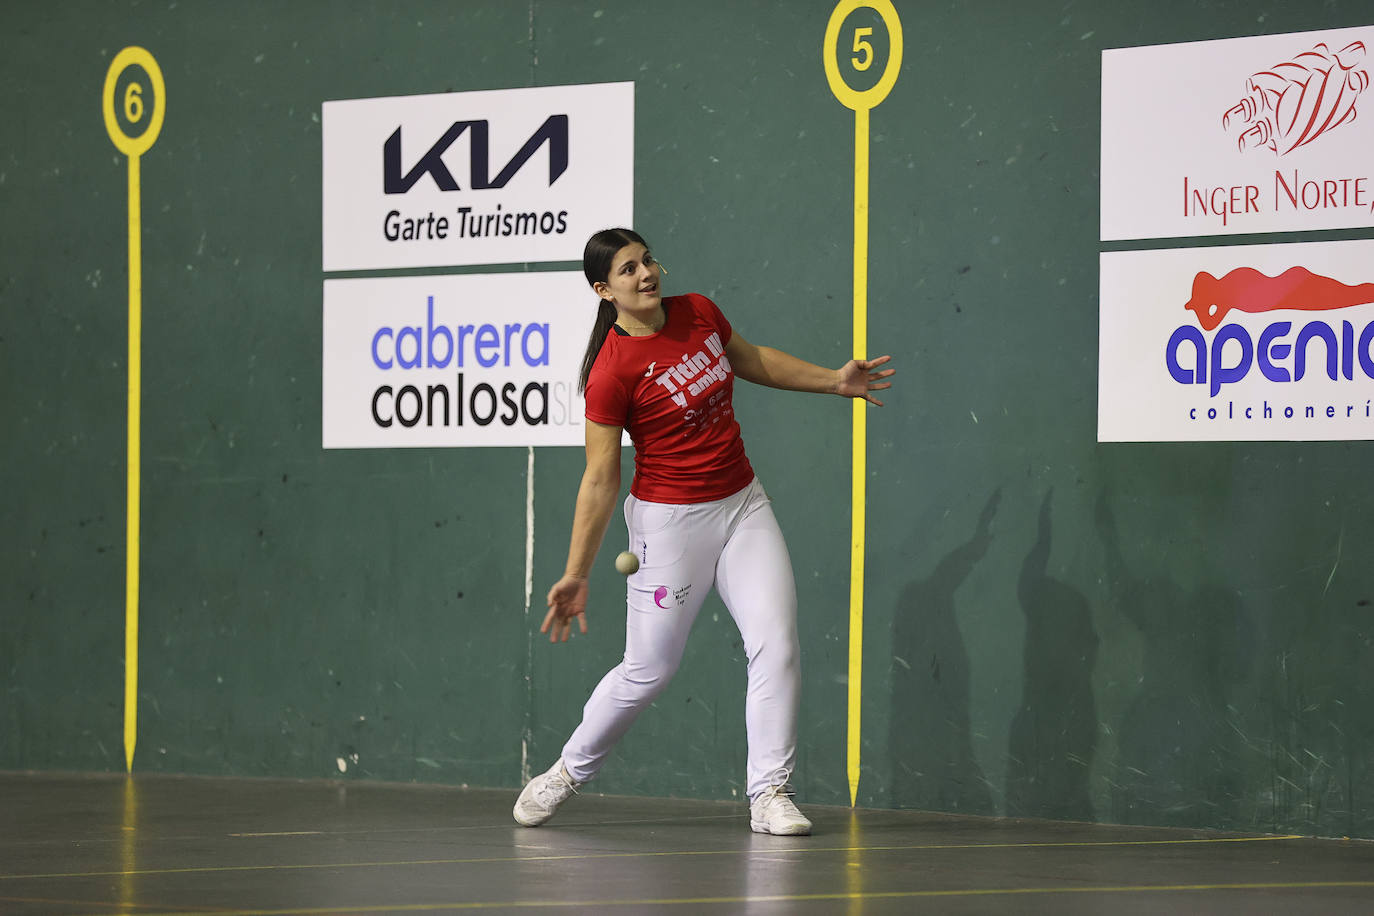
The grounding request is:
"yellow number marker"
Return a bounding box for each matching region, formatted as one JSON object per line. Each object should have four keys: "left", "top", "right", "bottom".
{"left": 823, "top": 0, "right": 901, "bottom": 807}
{"left": 103, "top": 47, "right": 165, "bottom": 773}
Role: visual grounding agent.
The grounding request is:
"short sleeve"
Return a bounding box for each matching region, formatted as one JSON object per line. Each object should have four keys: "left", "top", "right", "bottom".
{"left": 693, "top": 293, "right": 733, "bottom": 345}
{"left": 583, "top": 364, "right": 629, "bottom": 427}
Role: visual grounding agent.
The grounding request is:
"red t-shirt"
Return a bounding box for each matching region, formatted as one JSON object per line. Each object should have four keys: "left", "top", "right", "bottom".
{"left": 584, "top": 293, "right": 755, "bottom": 503}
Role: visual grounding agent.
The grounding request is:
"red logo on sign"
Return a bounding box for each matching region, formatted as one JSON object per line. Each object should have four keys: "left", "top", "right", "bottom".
{"left": 1185, "top": 266, "right": 1374, "bottom": 331}
{"left": 1222, "top": 41, "right": 1369, "bottom": 155}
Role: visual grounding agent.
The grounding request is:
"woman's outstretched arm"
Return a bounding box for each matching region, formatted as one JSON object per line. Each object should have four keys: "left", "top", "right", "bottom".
{"left": 725, "top": 331, "right": 895, "bottom": 406}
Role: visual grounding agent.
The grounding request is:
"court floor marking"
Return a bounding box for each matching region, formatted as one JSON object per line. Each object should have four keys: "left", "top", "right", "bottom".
{"left": 0, "top": 813, "right": 749, "bottom": 851}
{"left": 0, "top": 834, "right": 1305, "bottom": 881}
{"left": 228, "top": 832, "right": 325, "bottom": 838}
{"left": 39, "top": 880, "right": 1374, "bottom": 916}
{"left": 0, "top": 897, "right": 221, "bottom": 914}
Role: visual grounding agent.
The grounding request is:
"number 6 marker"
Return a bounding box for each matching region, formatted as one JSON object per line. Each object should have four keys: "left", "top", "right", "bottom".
{"left": 823, "top": 0, "right": 902, "bottom": 808}
{"left": 103, "top": 46, "right": 165, "bottom": 773}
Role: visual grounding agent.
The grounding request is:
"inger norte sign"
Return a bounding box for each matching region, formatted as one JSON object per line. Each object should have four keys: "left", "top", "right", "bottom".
{"left": 1099, "top": 25, "right": 1374, "bottom": 442}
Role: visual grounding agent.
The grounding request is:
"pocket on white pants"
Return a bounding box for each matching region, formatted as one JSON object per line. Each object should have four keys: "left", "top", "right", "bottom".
{"left": 625, "top": 496, "right": 687, "bottom": 570}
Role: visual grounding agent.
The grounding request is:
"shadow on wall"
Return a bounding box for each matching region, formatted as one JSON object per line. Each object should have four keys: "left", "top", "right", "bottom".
{"left": 888, "top": 489, "right": 1000, "bottom": 816}
{"left": 1096, "top": 491, "right": 1252, "bottom": 829}
{"left": 1004, "top": 488, "right": 1099, "bottom": 821}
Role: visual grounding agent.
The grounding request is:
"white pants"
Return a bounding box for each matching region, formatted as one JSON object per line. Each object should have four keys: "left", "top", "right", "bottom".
{"left": 561, "top": 478, "right": 801, "bottom": 799}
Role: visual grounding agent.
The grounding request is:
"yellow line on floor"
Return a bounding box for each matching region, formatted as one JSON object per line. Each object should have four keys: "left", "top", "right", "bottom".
{"left": 2, "top": 834, "right": 1304, "bottom": 881}
{"left": 70, "top": 880, "right": 1374, "bottom": 915}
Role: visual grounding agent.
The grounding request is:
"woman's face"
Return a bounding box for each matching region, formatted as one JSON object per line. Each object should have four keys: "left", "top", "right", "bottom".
{"left": 597, "top": 243, "right": 662, "bottom": 310}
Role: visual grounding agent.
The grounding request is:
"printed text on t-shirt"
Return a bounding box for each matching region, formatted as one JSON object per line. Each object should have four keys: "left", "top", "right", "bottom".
{"left": 651, "top": 332, "right": 733, "bottom": 425}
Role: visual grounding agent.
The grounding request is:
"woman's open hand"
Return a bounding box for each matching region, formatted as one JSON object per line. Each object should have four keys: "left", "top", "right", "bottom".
{"left": 542, "top": 575, "right": 590, "bottom": 643}
{"left": 836, "top": 355, "right": 895, "bottom": 406}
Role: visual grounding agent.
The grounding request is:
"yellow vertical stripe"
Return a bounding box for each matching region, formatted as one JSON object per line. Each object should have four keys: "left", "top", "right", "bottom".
{"left": 104, "top": 46, "right": 163, "bottom": 775}
{"left": 847, "top": 106, "right": 869, "bottom": 807}
{"left": 124, "top": 153, "right": 141, "bottom": 773}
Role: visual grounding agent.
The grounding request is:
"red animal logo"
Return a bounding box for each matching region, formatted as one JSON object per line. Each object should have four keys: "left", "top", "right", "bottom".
{"left": 1184, "top": 266, "right": 1374, "bottom": 331}
{"left": 1222, "top": 41, "right": 1369, "bottom": 155}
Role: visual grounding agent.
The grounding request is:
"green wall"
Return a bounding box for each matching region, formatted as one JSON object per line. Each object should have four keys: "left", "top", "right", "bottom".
{"left": 3, "top": 0, "right": 1372, "bottom": 839}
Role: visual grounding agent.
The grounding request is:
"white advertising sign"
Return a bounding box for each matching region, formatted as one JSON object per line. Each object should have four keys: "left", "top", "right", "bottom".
{"left": 1102, "top": 26, "right": 1374, "bottom": 240}
{"left": 323, "top": 82, "right": 633, "bottom": 271}
{"left": 1099, "top": 239, "right": 1374, "bottom": 442}
{"left": 323, "top": 272, "right": 599, "bottom": 448}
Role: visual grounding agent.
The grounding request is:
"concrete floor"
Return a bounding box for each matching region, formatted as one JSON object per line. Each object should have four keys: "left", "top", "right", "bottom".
{"left": 2, "top": 772, "right": 1372, "bottom": 914}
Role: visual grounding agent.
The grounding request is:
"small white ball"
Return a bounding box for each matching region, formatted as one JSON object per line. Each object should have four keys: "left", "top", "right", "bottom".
{"left": 614, "top": 550, "right": 639, "bottom": 575}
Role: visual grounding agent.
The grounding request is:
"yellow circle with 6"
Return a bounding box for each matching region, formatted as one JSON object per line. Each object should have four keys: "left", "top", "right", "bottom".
{"left": 103, "top": 46, "right": 165, "bottom": 157}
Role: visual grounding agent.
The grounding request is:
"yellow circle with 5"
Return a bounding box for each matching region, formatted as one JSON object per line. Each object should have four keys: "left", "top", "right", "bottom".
{"left": 823, "top": 0, "right": 903, "bottom": 111}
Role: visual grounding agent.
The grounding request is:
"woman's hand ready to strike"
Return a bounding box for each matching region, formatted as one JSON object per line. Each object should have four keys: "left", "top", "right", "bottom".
{"left": 836, "top": 355, "right": 895, "bottom": 405}
{"left": 543, "top": 419, "right": 620, "bottom": 645}
{"left": 543, "top": 575, "right": 590, "bottom": 643}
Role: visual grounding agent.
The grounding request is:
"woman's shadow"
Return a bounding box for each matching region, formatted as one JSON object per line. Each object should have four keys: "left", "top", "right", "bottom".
{"left": 1096, "top": 491, "right": 1250, "bottom": 827}
{"left": 888, "top": 489, "right": 1000, "bottom": 815}
{"left": 1004, "top": 488, "right": 1098, "bottom": 821}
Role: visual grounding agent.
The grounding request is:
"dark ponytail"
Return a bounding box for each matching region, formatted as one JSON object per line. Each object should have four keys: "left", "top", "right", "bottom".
{"left": 578, "top": 227, "right": 650, "bottom": 392}
{"left": 578, "top": 300, "right": 618, "bottom": 393}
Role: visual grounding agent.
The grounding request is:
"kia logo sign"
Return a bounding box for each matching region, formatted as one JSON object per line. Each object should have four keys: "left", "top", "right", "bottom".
{"left": 383, "top": 115, "right": 570, "bottom": 194}
{"left": 323, "top": 82, "right": 632, "bottom": 271}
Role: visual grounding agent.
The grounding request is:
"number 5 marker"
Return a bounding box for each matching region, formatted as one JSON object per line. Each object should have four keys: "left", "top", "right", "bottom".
{"left": 103, "top": 46, "right": 165, "bottom": 773}
{"left": 823, "top": 0, "right": 901, "bottom": 808}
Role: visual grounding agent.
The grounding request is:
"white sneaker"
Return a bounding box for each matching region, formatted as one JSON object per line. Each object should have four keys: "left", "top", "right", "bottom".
{"left": 750, "top": 785, "right": 812, "bottom": 835}
{"left": 513, "top": 759, "right": 579, "bottom": 826}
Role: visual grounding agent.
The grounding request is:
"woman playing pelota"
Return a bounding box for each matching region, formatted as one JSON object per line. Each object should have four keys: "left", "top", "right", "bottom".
{"left": 514, "top": 227, "right": 893, "bottom": 835}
